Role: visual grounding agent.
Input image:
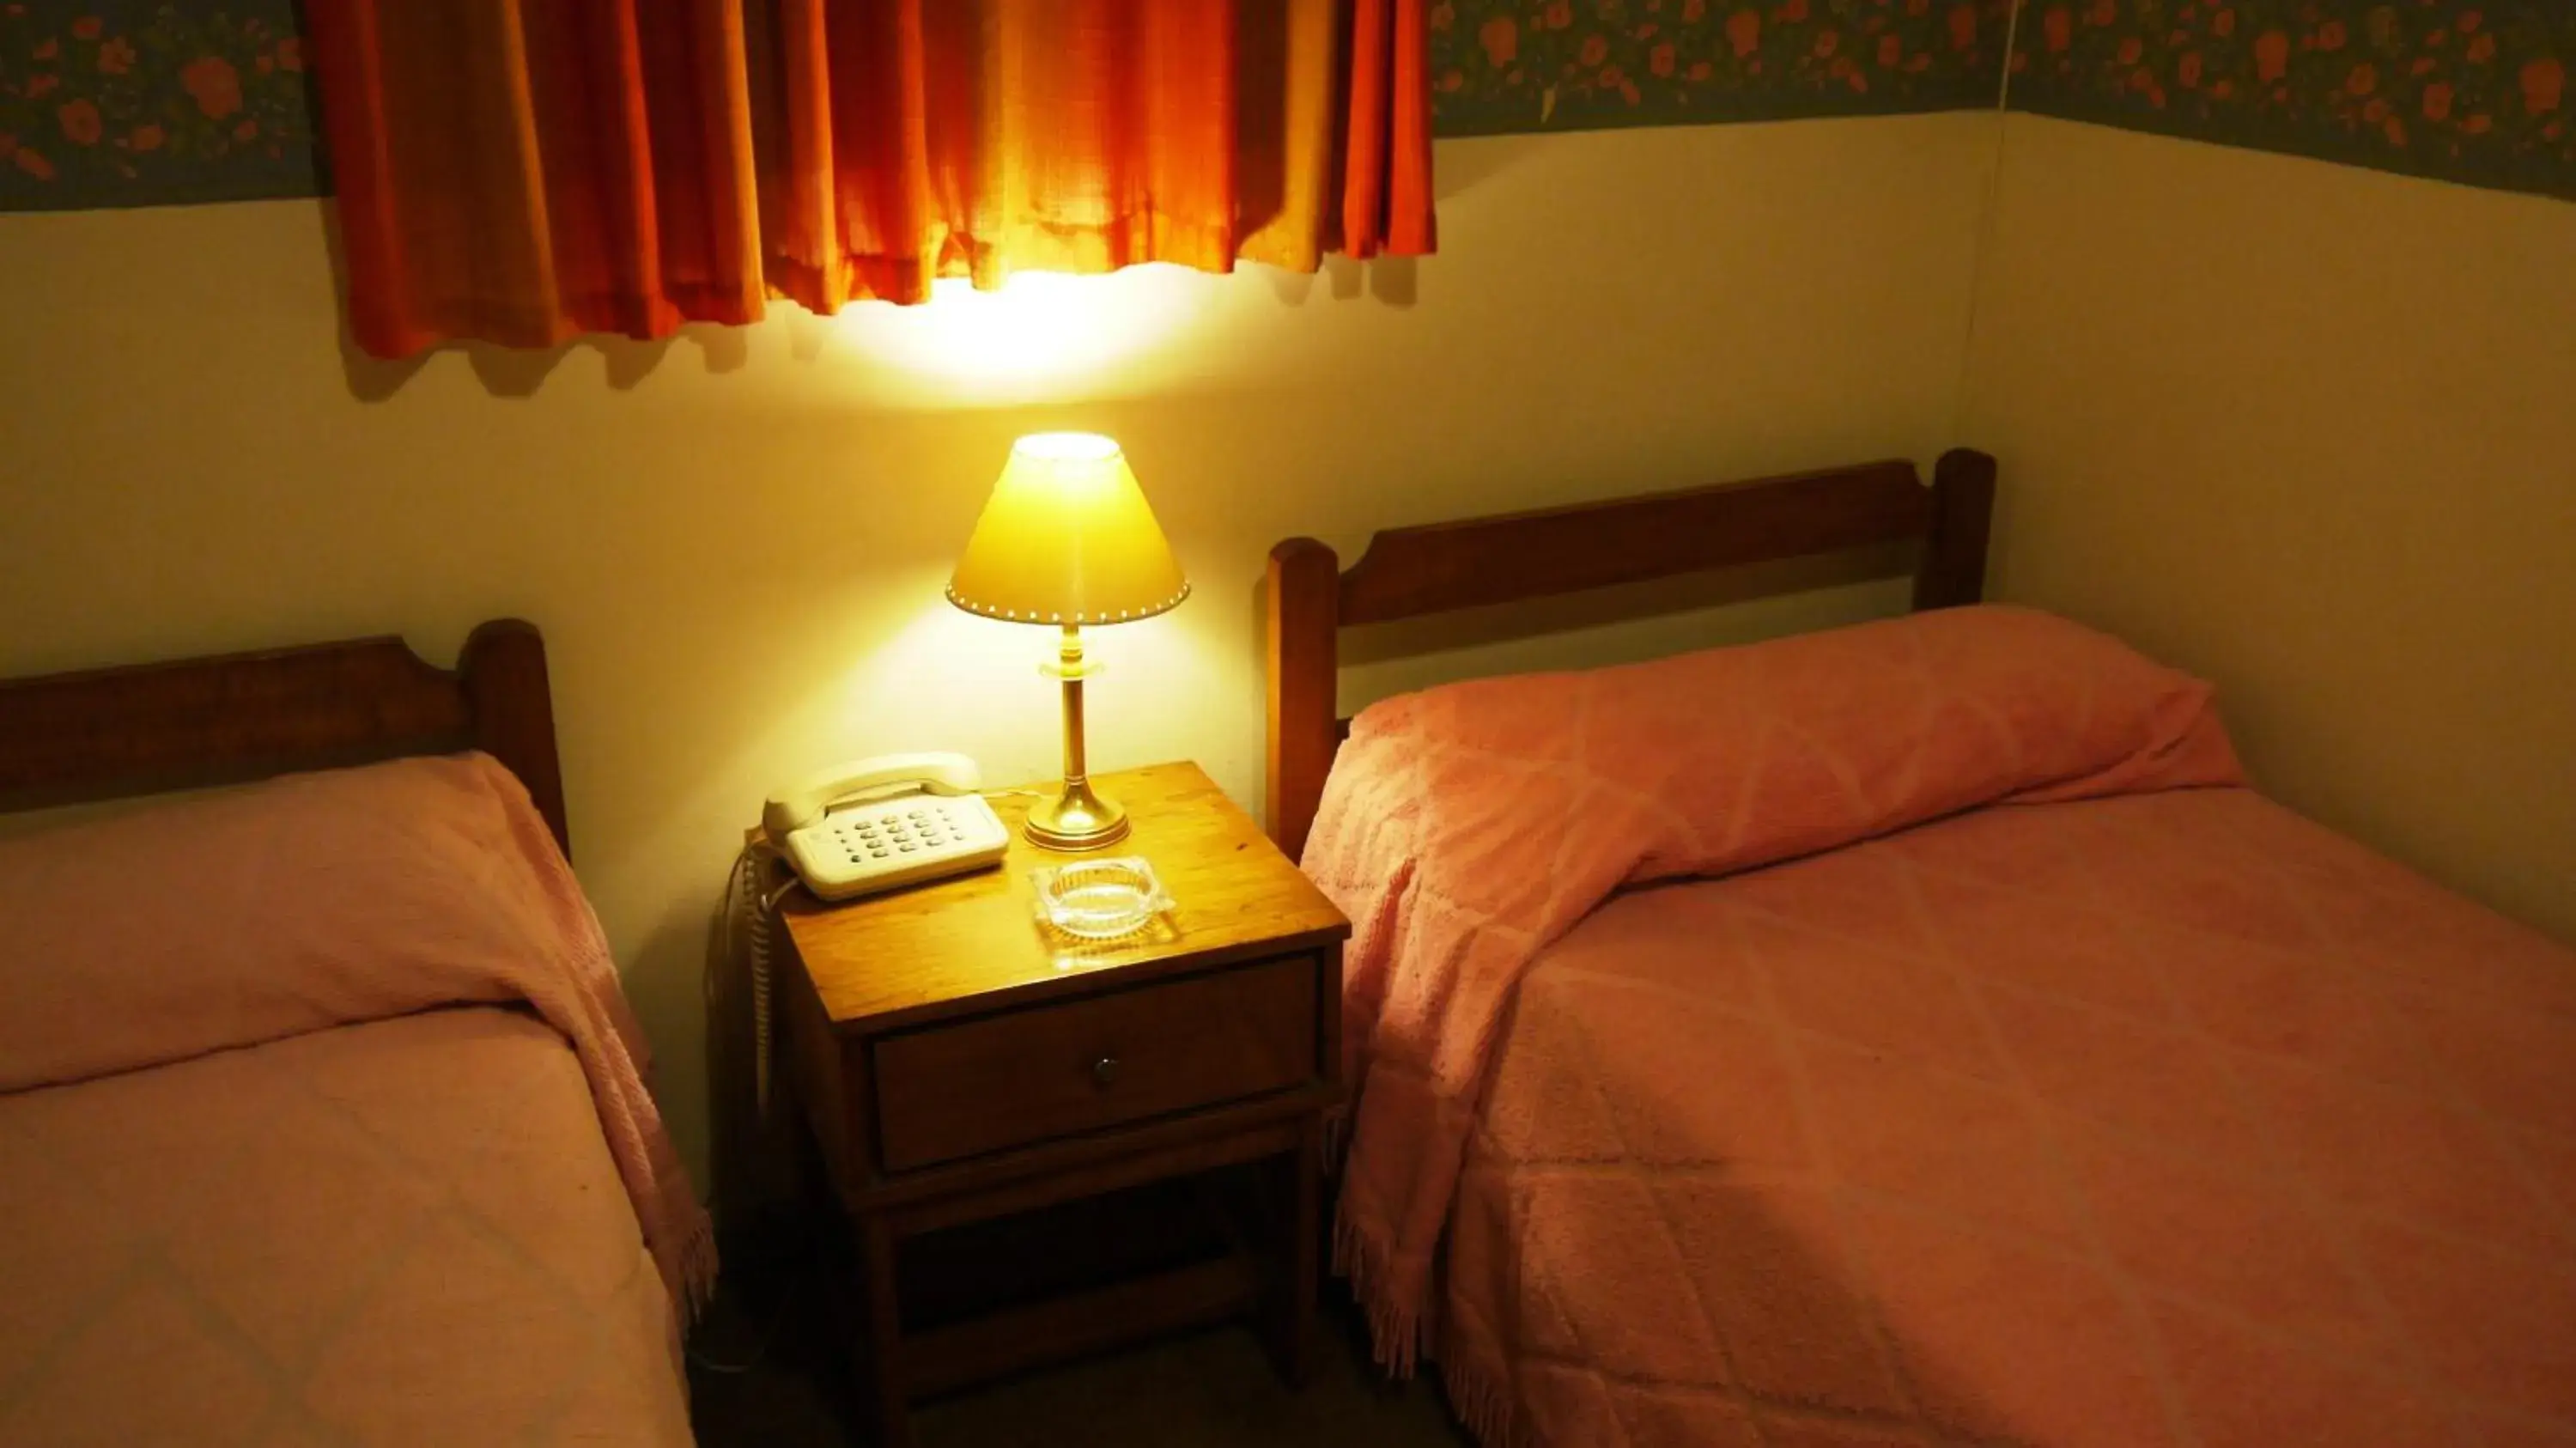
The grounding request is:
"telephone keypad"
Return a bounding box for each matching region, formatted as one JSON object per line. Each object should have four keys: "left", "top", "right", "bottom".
{"left": 784, "top": 790, "right": 1012, "bottom": 902}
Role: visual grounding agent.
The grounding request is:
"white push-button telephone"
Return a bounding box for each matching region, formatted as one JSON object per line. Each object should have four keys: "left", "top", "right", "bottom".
{"left": 760, "top": 752, "right": 1010, "bottom": 902}
{"left": 734, "top": 753, "right": 1011, "bottom": 1114}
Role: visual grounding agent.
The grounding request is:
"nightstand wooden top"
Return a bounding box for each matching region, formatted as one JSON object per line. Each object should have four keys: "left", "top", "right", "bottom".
{"left": 780, "top": 761, "right": 1349, "bottom": 1032}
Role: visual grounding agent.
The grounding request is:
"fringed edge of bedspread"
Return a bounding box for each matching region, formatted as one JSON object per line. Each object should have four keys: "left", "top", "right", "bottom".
{"left": 1334, "top": 1206, "right": 1431, "bottom": 1378}
{"left": 673, "top": 1213, "right": 720, "bottom": 1320}
{"left": 1335, "top": 1210, "right": 1534, "bottom": 1448}
{"left": 1443, "top": 1351, "right": 1535, "bottom": 1448}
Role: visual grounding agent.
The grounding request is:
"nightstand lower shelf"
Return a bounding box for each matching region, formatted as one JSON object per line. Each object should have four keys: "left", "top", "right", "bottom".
{"left": 823, "top": 1109, "right": 1328, "bottom": 1447}
{"left": 904, "top": 1251, "right": 1265, "bottom": 1398}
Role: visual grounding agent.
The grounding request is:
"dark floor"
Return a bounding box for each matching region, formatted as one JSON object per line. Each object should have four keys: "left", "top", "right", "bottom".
{"left": 687, "top": 1239, "right": 1473, "bottom": 1448}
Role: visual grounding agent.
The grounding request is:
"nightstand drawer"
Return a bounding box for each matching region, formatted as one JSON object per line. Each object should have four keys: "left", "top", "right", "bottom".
{"left": 872, "top": 955, "right": 1318, "bottom": 1172}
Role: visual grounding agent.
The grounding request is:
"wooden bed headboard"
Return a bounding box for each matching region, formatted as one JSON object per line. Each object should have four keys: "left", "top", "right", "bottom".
{"left": 0, "top": 619, "right": 572, "bottom": 856}
{"left": 1265, "top": 449, "right": 1996, "bottom": 859}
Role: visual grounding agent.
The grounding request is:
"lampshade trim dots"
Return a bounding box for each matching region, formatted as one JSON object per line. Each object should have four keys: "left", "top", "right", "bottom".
{"left": 944, "top": 581, "right": 1193, "bottom": 626}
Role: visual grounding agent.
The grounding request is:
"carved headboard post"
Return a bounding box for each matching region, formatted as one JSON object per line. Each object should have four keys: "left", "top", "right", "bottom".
{"left": 1267, "top": 538, "right": 1342, "bottom": 864}
{"left": 458, "top": 620, "right": 570, "bottom": 857}
{"left": 1913, "top": 448, "right": 1998, "bottom": 611}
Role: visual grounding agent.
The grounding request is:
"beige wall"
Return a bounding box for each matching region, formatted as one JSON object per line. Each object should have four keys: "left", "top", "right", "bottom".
{"left": 1963, "top": 115, "right": 2576, "bottom": 941}
{"left": 0, "top": 113, "right": 1999, "bottom": 1184}
{"left": 15, "top": 106, "right": 2560, "bottom": 1189}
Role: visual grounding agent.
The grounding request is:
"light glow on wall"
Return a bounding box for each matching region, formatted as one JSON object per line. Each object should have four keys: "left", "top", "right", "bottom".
{"left": 830, "top": 268, "right": 1217, "bottom": 405}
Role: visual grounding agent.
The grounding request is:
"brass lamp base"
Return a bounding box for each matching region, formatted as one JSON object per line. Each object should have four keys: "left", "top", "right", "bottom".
{"left": 1024, "top": 777, "right": 1129, "bottom": 851}
{"left": 1025, "top": 624, "right": 1131, "bottom": 851}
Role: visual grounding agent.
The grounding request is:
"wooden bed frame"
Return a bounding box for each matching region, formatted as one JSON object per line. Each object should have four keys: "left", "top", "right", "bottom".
{"left": 0, "top": 619, "right": 571, "bottom": 855}
{"left": 1264, "top": 449, "right": 1997, "bottom": 860}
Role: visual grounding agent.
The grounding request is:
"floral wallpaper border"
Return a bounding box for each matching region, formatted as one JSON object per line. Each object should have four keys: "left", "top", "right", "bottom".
{"left": 1, "top": 0, "right": 2569, "bottom": 213}
{"left": 2005, "top": 1, "right": 2576, "bottom": 203}
{"left": 1427, "top": 0, "right": 2021, "bottom": 134}
{"left": 0, "top": 1, "right": 317, "bottom": 210}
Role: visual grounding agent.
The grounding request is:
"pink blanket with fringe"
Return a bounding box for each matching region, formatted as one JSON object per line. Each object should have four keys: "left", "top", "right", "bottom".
{"left": 1443, "top": 788, "right": 2576, "bottom": 1446}
{"left": 0, "top": 752, "right": 714, "bottom": 1317}
{"left": 1304, "top": 605, "right": 2576, "bottom": 1445}
{"left": 1304, "top": 607, "right": 2246, "bottom": 1371}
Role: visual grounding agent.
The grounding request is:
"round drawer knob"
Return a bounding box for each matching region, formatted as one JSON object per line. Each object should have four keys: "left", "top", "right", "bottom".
{"left": 1091, "top": 1055, "right": 1121, "bottom": 1087}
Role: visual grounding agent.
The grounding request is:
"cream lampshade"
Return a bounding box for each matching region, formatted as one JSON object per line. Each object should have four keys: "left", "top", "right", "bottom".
{"left": 948, "top": 433, "right": 1188, "bottom": 849}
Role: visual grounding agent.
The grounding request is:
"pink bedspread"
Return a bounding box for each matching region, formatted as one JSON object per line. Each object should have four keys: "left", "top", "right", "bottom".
{"left": 0, "top": 1007, "right": 696, "bottom": 1446}
{"left": 1304, "top": 605, "right": 2576, "bottom": 1445}
{"left": 1444, "top": 788, "right": 2576, "bottom": 1447}
{"left": 0, "top": 753, "right": 713, "bottom": 1313}
{"left": 1308, "top": 606, "right": 2244, "bottom": 1366}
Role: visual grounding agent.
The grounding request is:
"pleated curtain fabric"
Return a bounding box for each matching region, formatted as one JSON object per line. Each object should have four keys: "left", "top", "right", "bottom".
{"left": 309, "top": 0, "right": 1435, "bottom": 360}
{"left": 1340, "top": 0, "right": 1436, "bottom": 259}
{"left": 305, "top": 0, "right": 767, "bottom": 360}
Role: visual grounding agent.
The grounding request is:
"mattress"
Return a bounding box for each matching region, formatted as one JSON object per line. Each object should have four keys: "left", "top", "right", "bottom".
{"left": 1440, "top": 788, "right": 2576, "bottom": 1447}
{"left": 0, "top": 1006, "right": 694, "bottom": 1448}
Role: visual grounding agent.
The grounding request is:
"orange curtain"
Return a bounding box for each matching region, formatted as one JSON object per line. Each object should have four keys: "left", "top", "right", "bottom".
{"left": 1344, "top": 0, "right": 1437, "bottom": 259}
{"left": 307, "top": 0, "right": 765, "bottom": 360}
{"left": 310, "top": 0, "right": 1431, "bottom": 356}
{"left": 746, "top": 0, "right": 1435, "bottom": 313}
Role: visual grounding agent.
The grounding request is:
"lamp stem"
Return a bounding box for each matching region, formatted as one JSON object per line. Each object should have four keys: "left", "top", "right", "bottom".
{"left": 1058, "top": 624, "right": 1088, "bottom": 793}
{"left": 1023, "top": 623, "right": 1129, "bottom": 849}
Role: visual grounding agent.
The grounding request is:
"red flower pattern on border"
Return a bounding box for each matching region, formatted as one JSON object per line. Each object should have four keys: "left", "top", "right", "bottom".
{"left": 2008, "top": 0, "right": 2573, "bottom": 195}
{"left": 1437, "top": 0, "right": 2014, "bottom": 133}
{"left": 179, "top": 54, "right": 240, "bottom": 119}
{"left": 3, "top": 2, "right": 313, "bottom": 208}
{"left": 54, "top": 94, "right": 95, "bottom": 143}
{"left": 2524, "top": 56, "right": 2564, "bottom": 115}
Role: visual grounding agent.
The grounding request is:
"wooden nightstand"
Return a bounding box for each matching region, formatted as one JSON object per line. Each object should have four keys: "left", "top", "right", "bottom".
{"left": 771, "top": 761, "right": 1349, "bottom": 1446}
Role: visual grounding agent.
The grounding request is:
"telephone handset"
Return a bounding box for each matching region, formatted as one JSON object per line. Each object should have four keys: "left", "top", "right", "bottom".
{"left": 762, "top": 752, "right": 1012, "bottom": 903}
{"left": 734, "top": 752, "right": 1012, "bottom": 1115}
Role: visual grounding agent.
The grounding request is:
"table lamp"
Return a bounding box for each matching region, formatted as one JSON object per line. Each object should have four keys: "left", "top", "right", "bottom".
{"left": 947, "top": 433, "right": 1189, "bottom": 850}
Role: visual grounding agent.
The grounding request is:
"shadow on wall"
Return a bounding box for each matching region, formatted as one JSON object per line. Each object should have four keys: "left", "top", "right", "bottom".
{"left": 312, "top": 209, "right": 746, "bottom": 402}
{"left": 319, "top": 234, "right": 1446, "bottom": 405}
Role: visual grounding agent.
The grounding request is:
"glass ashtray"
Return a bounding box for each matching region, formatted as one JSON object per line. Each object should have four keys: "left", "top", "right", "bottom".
{"left": 1030, "top": 856, "right": 1173, "bottom": 941}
